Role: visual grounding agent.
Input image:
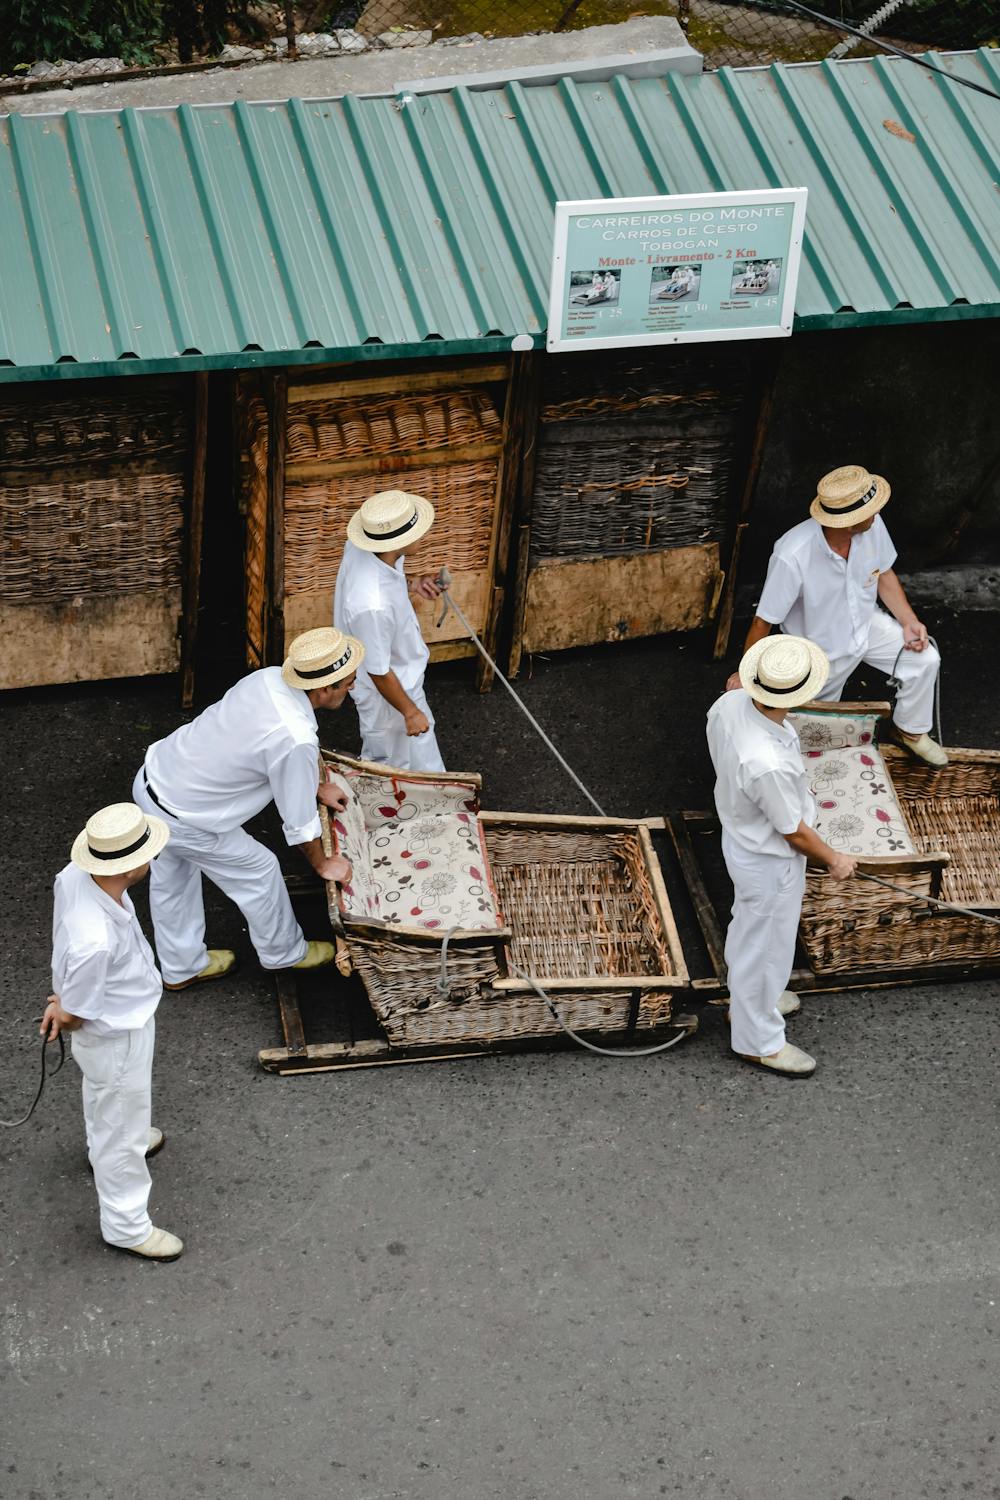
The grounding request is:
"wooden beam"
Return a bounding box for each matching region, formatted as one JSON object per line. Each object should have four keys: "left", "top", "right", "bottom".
{"left": 487, "top": 351, "right": 542, "bottom": 691}
{"left": 286, "top": 439, "right": 502, "bottom": 482}
{"left": 180, "top": 371, "right": 209, "bottom": 708}
{"left": 275, "top": 971, "right": 307, "bottom": 1056}
{"left": 638, "top": 822, "right": 689, "bottom": 983}
{"left": 712, "top": 346, "right": 782, "bottom": 661}
{"left": 505, "top": 355, "right": 542, "bottom": 679}
{"left": 266, "top": 371, "right": 287, "bottom": 664}
{"left": 667, "top": 812, "right": 728, "bottom": 984}
{"left": 287, "top": 362, "right": 510, "bottom": 404}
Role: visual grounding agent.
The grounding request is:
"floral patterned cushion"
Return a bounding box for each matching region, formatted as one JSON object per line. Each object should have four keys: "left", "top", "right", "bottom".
{"left": 327, "top": 769, "right": 502, "bottom": 931}
{"left": 789, "top": 712, "right": 915, "bottom": 857}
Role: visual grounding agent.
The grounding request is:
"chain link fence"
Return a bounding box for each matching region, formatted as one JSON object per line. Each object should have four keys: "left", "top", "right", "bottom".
{"left": 323, "top": 0, "right": 999, "bottom": 65}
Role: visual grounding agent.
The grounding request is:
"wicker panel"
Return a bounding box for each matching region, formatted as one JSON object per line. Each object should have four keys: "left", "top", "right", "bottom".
{"left": 287, "top": 389, "right": 500, "bottom": 463}
{"left": 0, "top": 472, "right": 184, "bottom": 605}
{"left": 240, "top": 393, "right": 269, "bottom": 667}
{"left": 799, "top": 865, "right": 940, "bottom": 976}
{"left": 531, "top": 350, "right": 745, "bottom": 563}
{"left": 484, "top": 826, "right": 672, "bottom": 979}
{"left": 0, "top": 392, "right": 188, "bottom": 468}
{"left": 285, "top": 460, "right": 496, "bottom": 596}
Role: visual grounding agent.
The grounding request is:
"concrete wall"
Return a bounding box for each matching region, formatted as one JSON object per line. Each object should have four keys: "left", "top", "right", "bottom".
{"left": 744, "top": 319, "right": 1000, "bottom": 584}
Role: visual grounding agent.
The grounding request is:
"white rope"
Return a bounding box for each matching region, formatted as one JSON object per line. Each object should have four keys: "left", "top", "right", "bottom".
{"left": 435, "top": 571, "right": 608, "bottom": 818}
{"left": 437, "top": 927, "right": 689, "bottom": 1057}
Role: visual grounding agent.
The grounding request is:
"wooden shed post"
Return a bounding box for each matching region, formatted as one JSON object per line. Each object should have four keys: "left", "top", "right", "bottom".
{"left": 266, "top": 371, "right": 288, "bottom": 664}
{"left": 712, "top": 347, "right": 782, "bottom": 662}
{"left": 477, "top": 352, "right": 540, "bottom": 692}
{"left": 505, "top": 353, "right": 543, "bottom": 680}
{"left": 180, "top": 370, "right": 209, "bottom": 707}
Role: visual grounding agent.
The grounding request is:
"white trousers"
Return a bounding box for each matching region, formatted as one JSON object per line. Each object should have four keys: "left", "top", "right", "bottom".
{"left": 821, "top": 610, "right": 940, "bottom": 734}
{"left": 72, "top": 1017, "right": 155, "bottom": 1248}
{"left": 359, "top": 685, "right": 446, "bottom": 773}
{"left": 722, "top": 833, "right": 806, "bottom": 1058}
{"left": 133, "top": 772, "right": 307, "bottom": 985}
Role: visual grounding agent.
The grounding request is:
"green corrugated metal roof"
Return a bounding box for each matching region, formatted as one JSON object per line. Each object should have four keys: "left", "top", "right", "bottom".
{"left": 1, "top": 48, "right": 999, "bottom": 381}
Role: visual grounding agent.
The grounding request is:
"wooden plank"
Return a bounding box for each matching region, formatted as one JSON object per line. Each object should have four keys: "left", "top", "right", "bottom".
{"left": 429, "top": 640, "right": 476, "bottom": 664}
{"left": 275, "top": 971, "right": 307, "bottom": 1057}
{"left": 479, "top": 810, "right": 652, "bottom": 830}
{"left": 490, "top": 351, "right": 542, "bottom": 690}
{"left": 476, "top": 585, "right": 503, "bottom": 692}
{"left": 321, "top": 748, "right": 483, "bottom": 788}
{"left": 180, "top": 371, "right": 209, "bottom": 708}
{"left": 712, "top": 348, "right": 781, "bottom": 660}
{"left": 287, "top": 362, "right": 510, "bottom": 405}
{"left": 667, "top": 812, "right": 728, "bottom": 984}
{"left": 286, "top": 439, "right": 502, "bottom": 482}
{"left": 885, "top": 744, "right": 1000, "bottom": 767}
{"left": 522, "top": 543, "right": 721, "bottom": 654}
{"left": 491, "top": 975, "right": 684, "bottom": 992}
{"left": 0, "top": 591, "right": 181, "bottom": 690}
{"left": 802, "top": 699, "right": 893, "bottom": 716}
{"left": 507, "top": 523, "right": 532, "bottom": 679}
{"left": 284, "top": 568, "right": 491, "bottom": 649}
{"left": 637, "top": 822, "right": 689, "bottom": 983}
{"left": 266, "top": 371, "right": 287, "bottom": 664}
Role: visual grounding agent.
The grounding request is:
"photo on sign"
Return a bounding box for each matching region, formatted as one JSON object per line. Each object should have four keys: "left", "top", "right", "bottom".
{"left": 730, "top": 258, "right": 783, "bottom": 297}
{"left": 568, "top": 268, "right": 621, "bottom": 308}
{"left": 649, "top": 264, "right": 702, "bottom": 303}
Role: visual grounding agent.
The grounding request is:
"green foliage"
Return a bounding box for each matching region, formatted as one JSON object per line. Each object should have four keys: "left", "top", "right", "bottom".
{"left": 0, "top": 0, "right": 164, "bottom": 73}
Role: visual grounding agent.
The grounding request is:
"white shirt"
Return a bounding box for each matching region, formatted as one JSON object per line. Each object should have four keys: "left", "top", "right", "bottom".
{"left": 755, "top": 515, "right": 897, "bottom": 660}
{"left": 145, "top": 667, "right": 322, "bottom": 846}
{"left": 334, "top": 540, "right": 429, "bottom": 719}
{"left": 52, "top": 864, "right": 162, "bottom": 1034}
{"left": 706, "top": 690, "right": 816, "bottom": 859}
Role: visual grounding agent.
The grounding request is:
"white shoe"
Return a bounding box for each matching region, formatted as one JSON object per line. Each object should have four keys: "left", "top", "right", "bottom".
{"left": 110, "top": 1227, "right": 184, "bottom": 1261}
{"left": 735, "top": 1042, "right": 816, "bottom": 1077}
{"left": 896, "top": 731, "right": 948, "bottom": 767}
{"left": 778, "top": 990, "right": 801, "bottom": 1018}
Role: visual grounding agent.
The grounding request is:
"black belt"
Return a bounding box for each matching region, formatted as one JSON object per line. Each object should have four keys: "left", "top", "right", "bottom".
{"left": 143, "top": 771, "right": 178, "bottom": 821}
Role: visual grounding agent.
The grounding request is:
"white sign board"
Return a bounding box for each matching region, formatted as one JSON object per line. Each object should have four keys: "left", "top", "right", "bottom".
{"left": 547, "top": 187, "right": 808, "bottom": 353}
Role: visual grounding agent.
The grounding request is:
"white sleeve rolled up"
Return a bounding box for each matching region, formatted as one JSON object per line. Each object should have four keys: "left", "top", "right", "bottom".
{"left": 270, "top": 741, "right": 323, "bottom": 846}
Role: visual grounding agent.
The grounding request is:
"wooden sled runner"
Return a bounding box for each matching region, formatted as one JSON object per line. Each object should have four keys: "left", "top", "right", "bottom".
{"left": 258, "top": 752, "right": 697, "bottom": 1073}
{"left": 672, "top": 700, "right": 1000, "bottom": 1000}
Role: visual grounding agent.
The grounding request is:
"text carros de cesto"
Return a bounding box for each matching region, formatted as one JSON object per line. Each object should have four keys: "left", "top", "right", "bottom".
{"left": 574, "top": 204, "right": 788, "bottom": 262}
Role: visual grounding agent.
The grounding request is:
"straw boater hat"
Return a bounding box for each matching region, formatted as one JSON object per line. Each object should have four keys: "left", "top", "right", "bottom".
{"left": 281, "top": 626, "right": 365, "bottom": 691}
{"left": 809, "top": 464, "right": 890, "bottom": 528}
{"left": 71, "top": 802, "right": 170, "bottom": 877}
{"left": 739, "top": 634, "right": 830, "bottom": 711}
{"left": 346, "top": 489, "right": 435, "bottom": 553}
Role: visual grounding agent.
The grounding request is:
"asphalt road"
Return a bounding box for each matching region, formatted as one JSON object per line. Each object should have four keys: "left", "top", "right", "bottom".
{"left": 2, "top": 619, "right": 998, "bottom": 1500}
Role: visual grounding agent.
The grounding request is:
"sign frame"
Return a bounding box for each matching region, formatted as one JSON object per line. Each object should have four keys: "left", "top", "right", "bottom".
{"left": 546, "top": 187, "right": 808, "bottom": 353}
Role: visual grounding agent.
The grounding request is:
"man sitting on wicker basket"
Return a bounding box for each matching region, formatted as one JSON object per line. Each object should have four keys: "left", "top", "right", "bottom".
{"left": 726, "top": 465, "right": 946, "bottom": 767}
{"left": 131, "top": 628, "right": 362, "bottom": 992}
{"left": 708, "top": 636, "right": 856, "bottom": 1078}
{"left": 334, "top": 489, "right": 447, "bottom": 774}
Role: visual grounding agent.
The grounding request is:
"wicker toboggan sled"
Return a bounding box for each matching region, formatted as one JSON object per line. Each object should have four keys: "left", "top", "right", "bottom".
{"left": 673, "top": 700, "right": 1000, "bottom": 1000}
{"left": 258, "top": 751, "right": 695, "bottom": 1071}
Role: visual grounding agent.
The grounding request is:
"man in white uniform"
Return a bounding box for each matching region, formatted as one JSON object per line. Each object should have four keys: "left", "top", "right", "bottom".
{"left": 131, "top": 626, "right": 363, "bottom": 991}
{"left": 727, "top": 464, "right": 946, "bottom": 765}
{"left": 334, "top": 489, "right": 446, "bottom": 773}
{"left": 43, "top": 802, "right": 183, "bottom": 1260}
{"left": 708, "top": 635, "right": 855, "bottom": 1077}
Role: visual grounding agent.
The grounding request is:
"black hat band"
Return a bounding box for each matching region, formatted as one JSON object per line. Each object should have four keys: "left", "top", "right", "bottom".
{"left": 362, "top": 510, "right": 419, "bottom": 542}
{"left": 753, "top": 670, "right": 812, "bottom": 696}
{"left": 88, "top": 825, "right": 151, "bottom": 861}
{"left": 818, "top": 480, "right": 878, "bottom": 517}
{"left": 295, "top": 647, "right": 353, "bottom": 680}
